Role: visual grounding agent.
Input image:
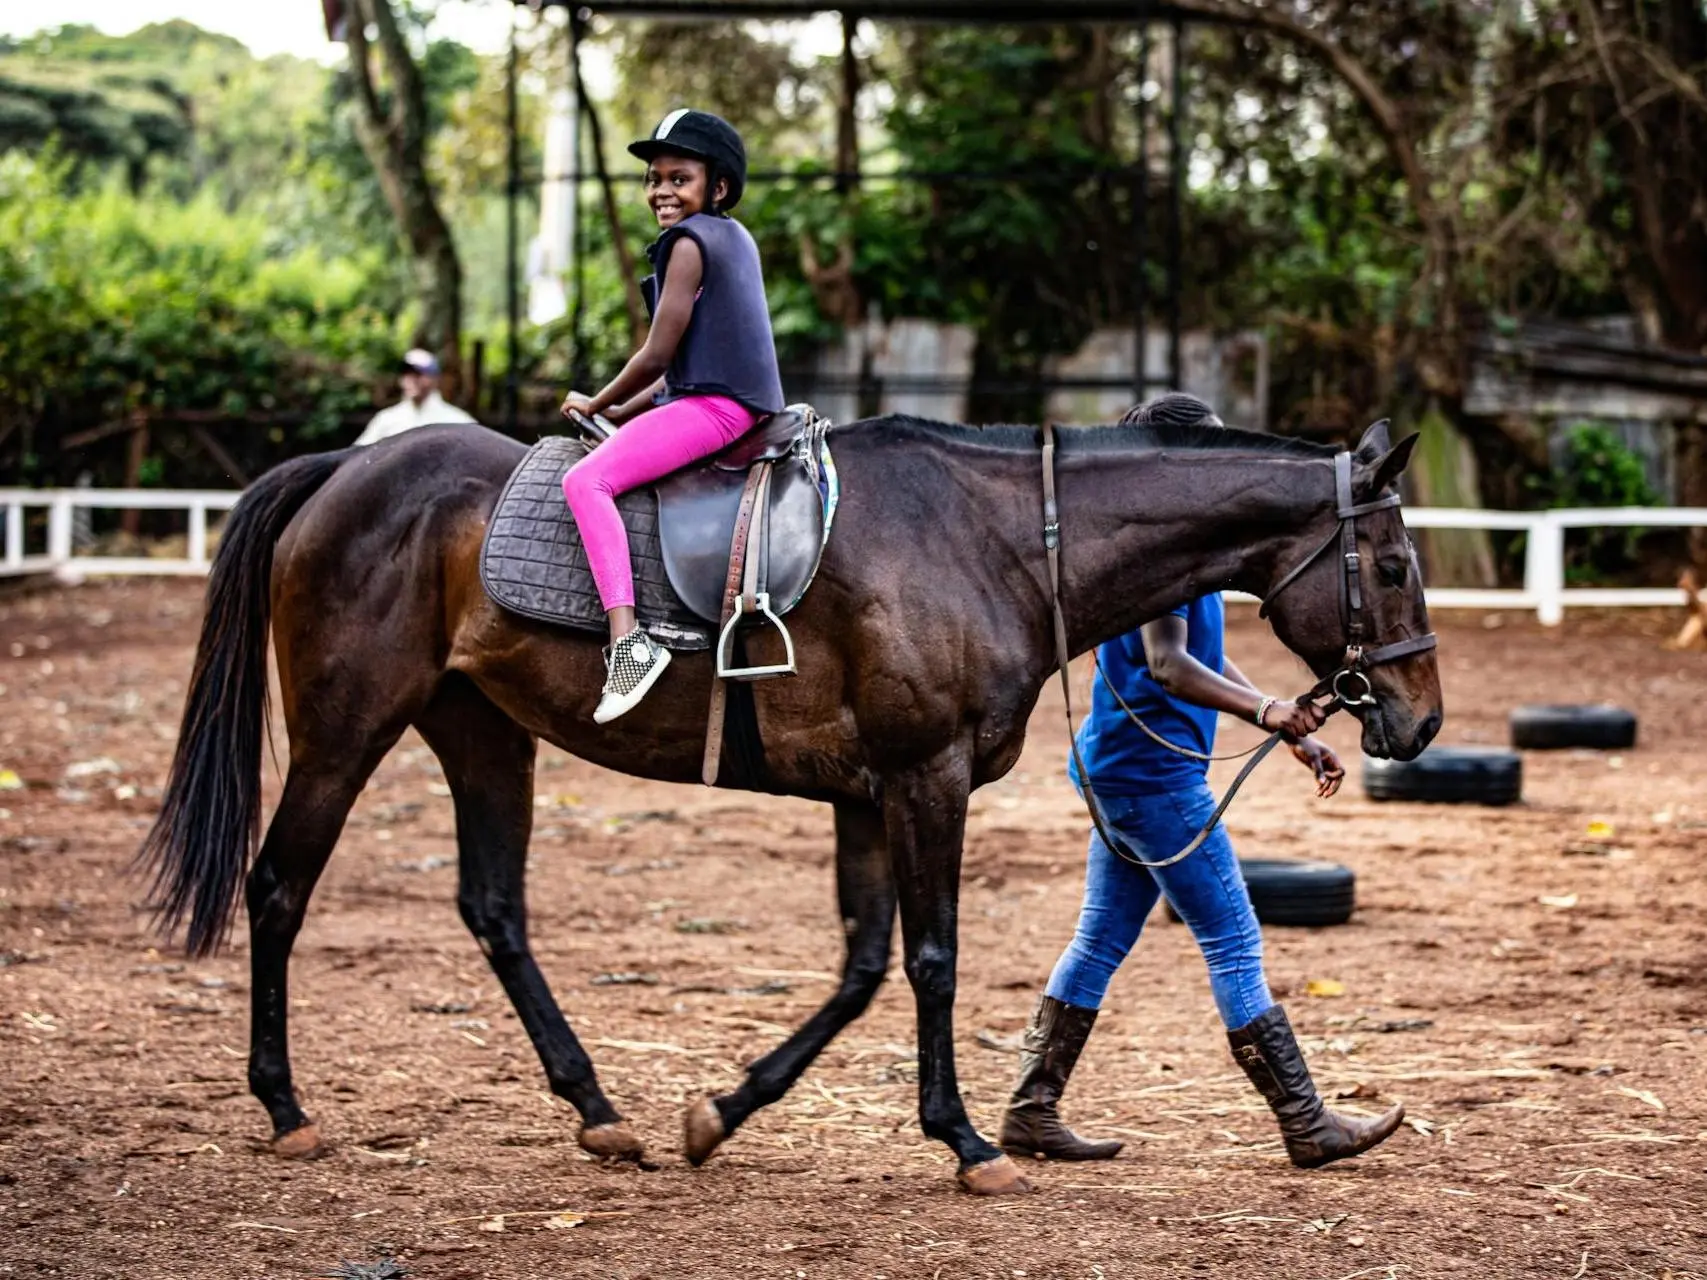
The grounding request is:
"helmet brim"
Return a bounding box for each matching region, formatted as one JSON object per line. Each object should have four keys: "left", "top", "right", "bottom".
{"left": 628, "top": 139, "right": 715, "bottom": 165}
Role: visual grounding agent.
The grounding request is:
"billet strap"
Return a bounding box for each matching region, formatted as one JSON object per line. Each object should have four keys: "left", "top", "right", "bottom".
{"left": 701, "top": 463, "right": 769, "bottom": 787}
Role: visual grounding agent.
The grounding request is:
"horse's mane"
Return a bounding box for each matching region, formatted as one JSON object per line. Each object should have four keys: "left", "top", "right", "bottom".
{"left": 852, "top": 413, "right": 1338, "bottom": 461}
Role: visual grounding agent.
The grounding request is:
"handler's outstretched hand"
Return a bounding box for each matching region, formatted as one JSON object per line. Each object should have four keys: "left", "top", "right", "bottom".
{"left": 1290, "top": 737, "right": 1345, "bottom": 798}
{"left": 561, "top": 390, "right": 596, "bottom": 419}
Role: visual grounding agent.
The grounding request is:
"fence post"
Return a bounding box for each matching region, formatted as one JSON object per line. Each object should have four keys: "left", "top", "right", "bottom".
{"left": 188, "top": 500, "right": 208, "bottom": 567}
{"left": 1525, "top": 513, "right": 1565, "bottom": 626}
{"left": 47, "top": 494, "right": 73, "bottom": 567}
{"left": 3, "top": 502, "right": 20, "bottom": 568}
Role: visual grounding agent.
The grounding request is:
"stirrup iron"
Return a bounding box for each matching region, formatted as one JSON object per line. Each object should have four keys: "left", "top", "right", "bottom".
{"left": 715, "top": 591, "right": 797, "bottom": 680}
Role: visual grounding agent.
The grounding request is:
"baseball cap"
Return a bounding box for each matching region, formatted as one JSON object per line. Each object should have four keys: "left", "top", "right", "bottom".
{"left": 401, "top": 348, "right": 441, "bottom": 376}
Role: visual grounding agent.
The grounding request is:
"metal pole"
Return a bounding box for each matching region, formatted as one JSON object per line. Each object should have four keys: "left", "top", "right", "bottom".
{"left": 1168, "top": 17, "right": 1185, "bottom": 392}
{"left": 1133, "top": 17, "right": 1150, "bottom": 403}
{"left": 505, "top": 7, "right": 521, "bottom": 433}
{"left": 570, "top": 14, "right": 589, "bottom": 393}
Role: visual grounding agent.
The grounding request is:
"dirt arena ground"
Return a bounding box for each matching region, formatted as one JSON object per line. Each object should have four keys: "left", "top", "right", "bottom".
{"left": 2, "top": 578, "right": 1705, "bottom": 1279}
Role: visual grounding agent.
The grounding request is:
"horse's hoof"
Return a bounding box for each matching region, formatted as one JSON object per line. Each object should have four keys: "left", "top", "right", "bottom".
{"left": 271, "top": 1122, "right": 326, "bottom": 1160}
{"left": 579, "top": 1121, "right": 645, "bottom": 1162}
{"left": 683, "top": 1097, "right": 726, "bottom": 1167}
{"left": 957, "top": 1154, "right": 1034, "bottom": 1196}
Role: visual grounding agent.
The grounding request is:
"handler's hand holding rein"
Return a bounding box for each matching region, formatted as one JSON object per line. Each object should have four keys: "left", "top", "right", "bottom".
{"left": 1261, "top": 696, "right": 1328, "bottom": 742}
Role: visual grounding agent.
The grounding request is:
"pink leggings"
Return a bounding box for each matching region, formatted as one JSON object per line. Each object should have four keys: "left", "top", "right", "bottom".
{"left": 563, "top": 393, "right": 761, "bottom": 611}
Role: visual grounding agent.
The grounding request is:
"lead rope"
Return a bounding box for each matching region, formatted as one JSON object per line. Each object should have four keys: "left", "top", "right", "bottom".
{"left": 1093, "top": 653, "right": 1269, "bottom": 763}
{"left": 1041, "top": 423, "right": 1341, "bottom": 871}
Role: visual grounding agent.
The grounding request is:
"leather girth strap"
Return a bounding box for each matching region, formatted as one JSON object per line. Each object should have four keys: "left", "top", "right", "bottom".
{"left": 702, "top": 462, "right": 771, "bottom": 786}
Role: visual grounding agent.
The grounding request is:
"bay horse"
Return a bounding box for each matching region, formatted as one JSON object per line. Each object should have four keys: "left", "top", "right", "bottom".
{"left": 138, "top": 414, "right": 1441, "bottom": 1195}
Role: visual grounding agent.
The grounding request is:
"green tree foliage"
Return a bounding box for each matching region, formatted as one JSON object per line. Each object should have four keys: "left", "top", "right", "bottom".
{"left": 0, "top": 155, "right": 402, "bottom": 486}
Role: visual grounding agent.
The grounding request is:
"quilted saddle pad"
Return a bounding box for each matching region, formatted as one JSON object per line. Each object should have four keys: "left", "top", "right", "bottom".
{"left": 479, "top": 436, "right": 717, "bottom": 650}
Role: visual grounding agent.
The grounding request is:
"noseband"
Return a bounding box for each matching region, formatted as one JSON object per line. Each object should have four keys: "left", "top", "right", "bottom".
{"left": 1040, "top": 425, "right": 1437, "bottom": 870}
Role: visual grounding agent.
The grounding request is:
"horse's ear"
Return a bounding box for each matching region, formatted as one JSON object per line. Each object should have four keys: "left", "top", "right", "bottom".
{"left": 1354, "top": 418, "right": 1393, "bottom": 461}
{"left": 1359, "top": 430, "right": 1420, "bottom": 496}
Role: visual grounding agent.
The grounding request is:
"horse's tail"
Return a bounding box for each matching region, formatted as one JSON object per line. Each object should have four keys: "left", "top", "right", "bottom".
{"left": 137, "top": 449, "right": 351, "bottom": 957}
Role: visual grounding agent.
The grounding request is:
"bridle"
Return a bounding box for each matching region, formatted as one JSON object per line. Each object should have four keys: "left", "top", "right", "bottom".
{"left": 1040, "top": 423, "right": 1438, "bottom": 870}
{"left": 1257, "top": 448, "right": 1439, "bottom": 706}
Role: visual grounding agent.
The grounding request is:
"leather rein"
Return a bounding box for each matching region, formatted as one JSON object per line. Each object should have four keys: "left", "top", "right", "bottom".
{"left": 1040, "top": 423, "right": 1438, "bottom": 870}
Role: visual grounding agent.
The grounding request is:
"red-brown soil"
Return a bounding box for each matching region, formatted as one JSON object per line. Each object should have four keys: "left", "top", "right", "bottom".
{"left": 2, "top": 580, "right": 1705, "bottom": 1278}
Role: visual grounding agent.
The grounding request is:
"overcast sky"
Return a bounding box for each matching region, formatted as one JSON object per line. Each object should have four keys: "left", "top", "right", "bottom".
{"left": 0, "top": 1, "right": 520, "bottom": 62}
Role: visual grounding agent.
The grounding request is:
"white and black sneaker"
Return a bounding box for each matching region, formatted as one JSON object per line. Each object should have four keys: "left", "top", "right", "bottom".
{"left": 593, "top": 628, "right": 672, "bottom": 724}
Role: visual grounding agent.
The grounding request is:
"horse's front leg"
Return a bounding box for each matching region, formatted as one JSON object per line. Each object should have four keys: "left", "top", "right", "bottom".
{"left": 884, "top": 751, "right": 1032, "bottom": 1195}
{"left": 685, "top": 798, "right": 896, "bottom": 1164}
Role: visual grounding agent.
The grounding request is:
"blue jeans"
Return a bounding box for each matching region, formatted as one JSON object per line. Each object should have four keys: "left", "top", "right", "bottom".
{"left": 1045, "top": 783, "right": 1274, "bottom": 1029}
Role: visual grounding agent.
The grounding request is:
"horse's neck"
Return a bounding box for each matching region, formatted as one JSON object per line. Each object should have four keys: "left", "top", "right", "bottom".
{"left": 1058, "top": 450, "right": 1332, "bottom": 653}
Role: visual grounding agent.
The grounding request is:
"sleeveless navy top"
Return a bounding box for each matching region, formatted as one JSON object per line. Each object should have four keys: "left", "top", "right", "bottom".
{"left": 641, "top": 213, "right": 785, "bottom": 415}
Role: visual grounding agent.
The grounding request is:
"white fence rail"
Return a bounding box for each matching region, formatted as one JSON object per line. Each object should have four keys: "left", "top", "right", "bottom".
{"left": 0, "top": 488, "right": 241, "bottom": 580}
{"left": 2, "top": 488, "right": 1703, "bottom": 627}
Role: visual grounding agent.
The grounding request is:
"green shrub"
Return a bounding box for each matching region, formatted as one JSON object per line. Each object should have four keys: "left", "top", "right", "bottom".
{"left": 0, "top": 153, "right": 404, "bottom": 484}
{"left": 1529, "top": 421, "right": 1659, "bottom": 581}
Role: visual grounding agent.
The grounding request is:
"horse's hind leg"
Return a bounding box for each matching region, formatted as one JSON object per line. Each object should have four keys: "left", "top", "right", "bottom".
{"left": 248, "top": 752, "right": 396, "bottom": 1156}
{"left": 415, "top": 676, "right": 639, "bottom": 1160}
{"left": 684, "top": 799, "right": 895, "bottom": 1166}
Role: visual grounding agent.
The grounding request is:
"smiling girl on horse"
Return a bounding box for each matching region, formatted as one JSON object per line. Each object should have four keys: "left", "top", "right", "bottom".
{"left": 560, "top": 109, "right": 786, "bottom": 725}
{"left": 998, "top": 392, "right": 1407, "bottom": 1170}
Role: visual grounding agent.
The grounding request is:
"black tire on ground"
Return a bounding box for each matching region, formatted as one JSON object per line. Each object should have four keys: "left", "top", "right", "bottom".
{"left": 1163, "top": 857, "right": 1356, "bottom": 928}
{"left": 1362, "top": 746, "right": 1522, "bottom": 806}
{"left": 1242, "top": 858, "right": 1356, "bottom": 928}
{"left": 1510, "top": 704, "right": 1637, "bottom": 751}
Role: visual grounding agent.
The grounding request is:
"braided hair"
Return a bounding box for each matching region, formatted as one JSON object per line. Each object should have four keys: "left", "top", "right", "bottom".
{"left": 1121, "top": 392, "right": 1223, "bottom": 429}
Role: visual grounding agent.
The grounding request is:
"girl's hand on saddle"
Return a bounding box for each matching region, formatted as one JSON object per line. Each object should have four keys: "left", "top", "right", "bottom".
{"left": 561, "top": 390, "right": 598, "bottom": 420}
{"left": 1290, "top": 737, "right": 1345, "bottom": 798}
{"left": 1262, "top": 697, "right": 1327, "bottom": 742}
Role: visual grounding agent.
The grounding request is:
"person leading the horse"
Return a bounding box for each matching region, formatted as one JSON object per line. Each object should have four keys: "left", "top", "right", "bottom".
{"left": 560, "top": 109, "right": 785, "bottom": 725}
{"left": 999, "top": 392, "right": 1406, "bottom": 1169}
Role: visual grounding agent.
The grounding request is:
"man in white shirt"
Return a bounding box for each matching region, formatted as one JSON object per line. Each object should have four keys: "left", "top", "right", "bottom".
{"left": 353, "top": 348, "right": 478, "bottom": 446}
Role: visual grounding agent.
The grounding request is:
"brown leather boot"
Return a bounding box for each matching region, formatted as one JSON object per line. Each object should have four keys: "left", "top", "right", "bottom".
{"left": 998, "top": 995, "right": 1124, "bottom": 1161}
{"left": 1228, "top": 1004, "right": 1405, "bottom": 1168}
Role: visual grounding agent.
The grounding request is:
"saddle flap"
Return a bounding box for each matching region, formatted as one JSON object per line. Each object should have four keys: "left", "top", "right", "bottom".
{"left": 655, "top": 454, "right": 825, "bottom": 622}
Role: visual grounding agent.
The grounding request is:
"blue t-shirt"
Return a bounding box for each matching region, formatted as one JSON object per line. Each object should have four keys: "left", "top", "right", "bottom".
{"left": 1068, "top": 593, "right": 1226, "bottom": 796}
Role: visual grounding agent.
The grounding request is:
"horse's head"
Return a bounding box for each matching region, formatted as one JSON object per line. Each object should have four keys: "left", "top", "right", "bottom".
{"left": 1259, "top": 420, "right": 1443, "bottom": 761}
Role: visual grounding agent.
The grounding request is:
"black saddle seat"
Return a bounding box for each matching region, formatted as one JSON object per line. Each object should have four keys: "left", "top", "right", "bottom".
{"left": 707, "top": 407, "right": 809, "bottom": 471}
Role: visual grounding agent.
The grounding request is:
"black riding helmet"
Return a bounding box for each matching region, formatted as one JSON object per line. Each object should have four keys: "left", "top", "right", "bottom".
{"left": 628, "top": 108, "right": 748, "bottom": 213}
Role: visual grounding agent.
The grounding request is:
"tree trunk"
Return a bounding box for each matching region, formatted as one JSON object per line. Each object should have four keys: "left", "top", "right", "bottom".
{"left": 344, "top": 0, "right": 464, "bottom": 396}
{"left": 837, "top": 13, "right": 861, "bottom": 190}
{"left": 801, "top": 13, "right": 864, "bottom": 328}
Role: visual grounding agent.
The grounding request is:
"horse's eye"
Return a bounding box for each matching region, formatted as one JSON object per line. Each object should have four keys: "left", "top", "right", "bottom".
{"left": 1377, "top": 559, "right": 1408, "bottom": 588}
